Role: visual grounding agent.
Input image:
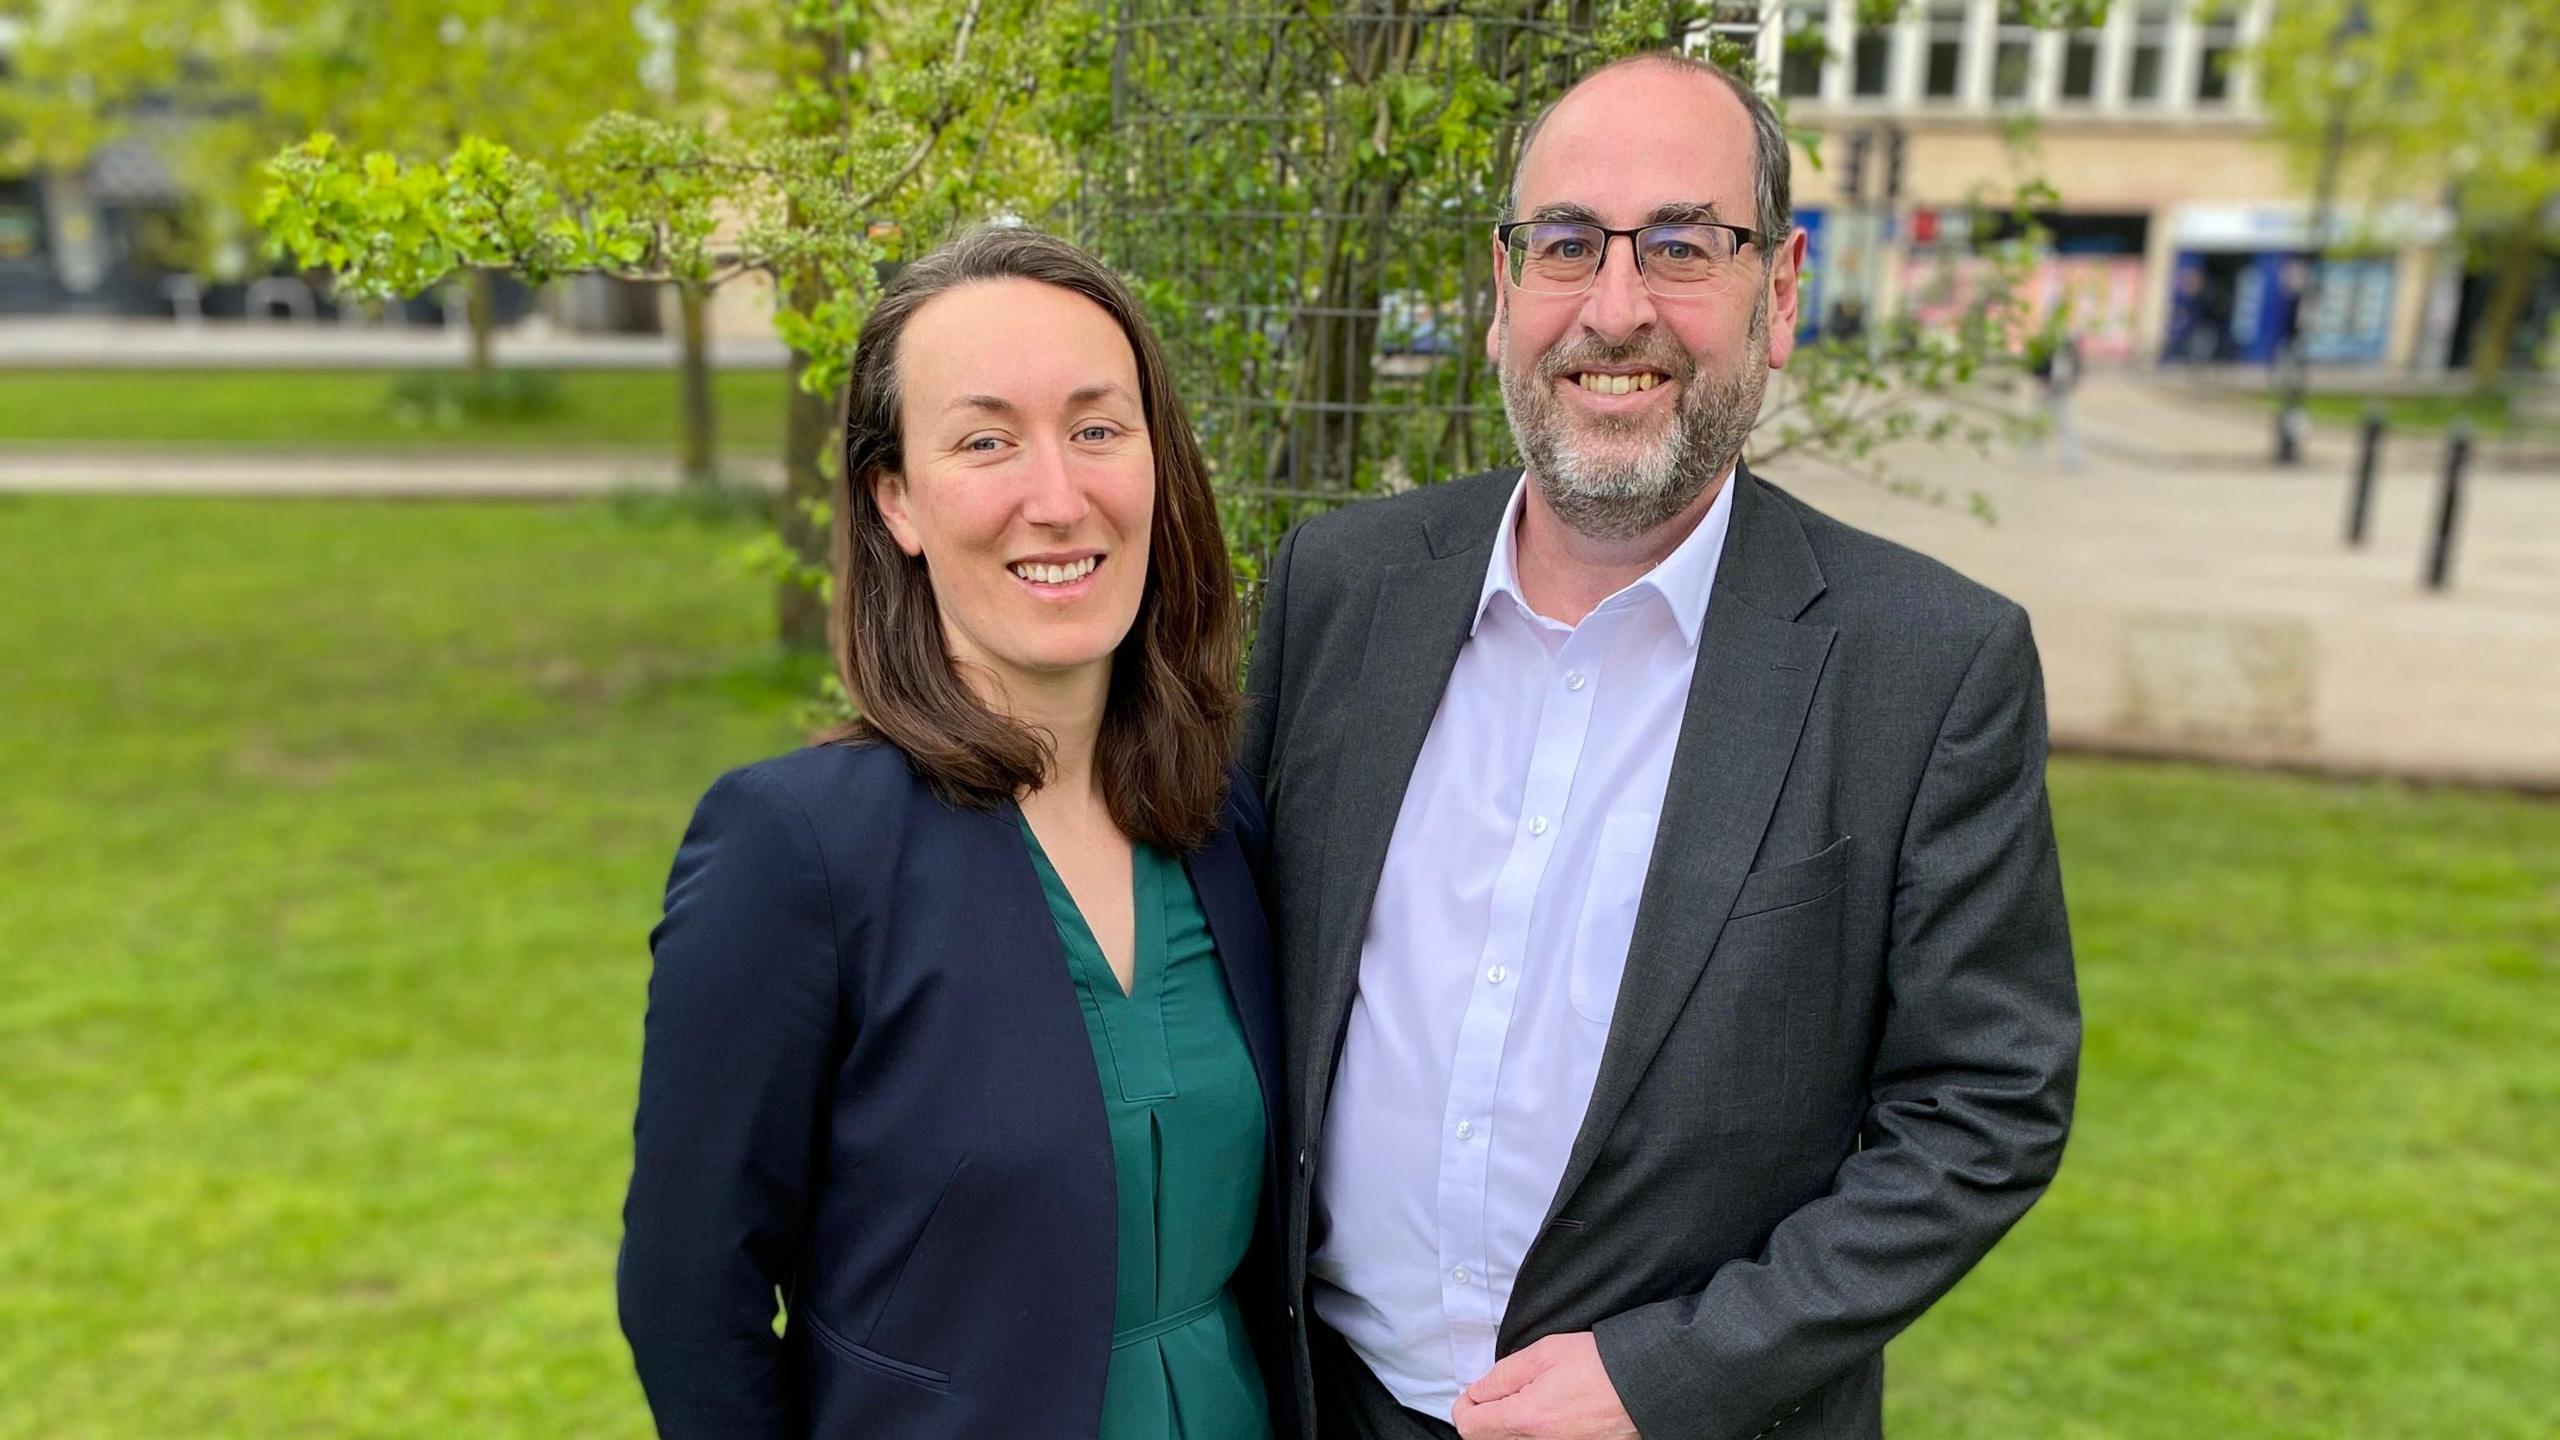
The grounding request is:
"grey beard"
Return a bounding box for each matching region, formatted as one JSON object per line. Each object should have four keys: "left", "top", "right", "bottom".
{"left": 1500, "top": 290, "right": 1770, "bottom": 544}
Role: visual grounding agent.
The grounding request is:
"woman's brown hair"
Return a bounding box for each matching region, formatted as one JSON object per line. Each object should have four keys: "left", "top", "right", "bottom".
{"left": 828, "top": 225, "right": 1241, "bottom": 852}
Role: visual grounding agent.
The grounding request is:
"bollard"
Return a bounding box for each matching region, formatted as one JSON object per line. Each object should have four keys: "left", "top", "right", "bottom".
{"left": 2424, "top": 418, "right": 2472, "bottom": 592}
{"left": 2345, "top": 404, "right": 2384, "bottom": 546}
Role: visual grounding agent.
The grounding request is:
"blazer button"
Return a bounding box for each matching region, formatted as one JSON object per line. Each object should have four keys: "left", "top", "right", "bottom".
{"left": 1296, "top": 1147, "right": 1309, "bottom": 1174}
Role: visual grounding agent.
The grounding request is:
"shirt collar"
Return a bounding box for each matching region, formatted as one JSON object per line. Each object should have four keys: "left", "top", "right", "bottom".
{"left": 1472, "top": 464, "right": 1737, "bottom": 648}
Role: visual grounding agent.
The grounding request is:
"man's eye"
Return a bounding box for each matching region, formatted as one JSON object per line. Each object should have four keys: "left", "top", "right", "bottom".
{"left": 965, "top": 436, "right": 1002, "bottom": 452}
{"left": 1548, "top": 239, "right": 1589, "bottom": 260}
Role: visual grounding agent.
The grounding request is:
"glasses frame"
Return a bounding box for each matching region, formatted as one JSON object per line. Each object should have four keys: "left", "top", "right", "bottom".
{"left": 1494, "top": 218, "right": 1772, "bottom": 297}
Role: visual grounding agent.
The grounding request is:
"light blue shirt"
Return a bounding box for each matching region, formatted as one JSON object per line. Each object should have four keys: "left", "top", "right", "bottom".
{"left": 1309, "top": 470, "right": 1735, "bottom": 1417}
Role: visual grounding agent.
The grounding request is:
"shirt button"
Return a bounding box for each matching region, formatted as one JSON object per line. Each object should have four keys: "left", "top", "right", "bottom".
{"left": 1455, "top": 1119, "right": 1474, "bottom": 1140}
{"left": 1528, "top": 815, "right": 1549, "bottom": 836}
{"left": 1486, "top": 964, "right": 1508, "bottom": 984}
{"left": 1566, "top": 670, "right": 1587, "bottom": 691}
{"left": 1451, "top": 1267, "right": 1470, "bottom": 1286}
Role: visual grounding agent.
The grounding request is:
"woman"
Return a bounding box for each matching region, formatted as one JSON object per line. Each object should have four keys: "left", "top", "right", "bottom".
{"left": 617, "top": 226, "right": 1286, "bottom": 1440}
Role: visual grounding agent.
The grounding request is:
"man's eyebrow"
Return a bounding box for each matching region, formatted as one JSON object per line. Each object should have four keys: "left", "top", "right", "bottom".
{"left": 1525, "top": 201, "right": 1603, "bottom": 225}
{"left": 1520, "top": 200, "right": 1734, "bottom": 227}
{"left": 1647, "top": 200, "right": 1732, "bottom": 226}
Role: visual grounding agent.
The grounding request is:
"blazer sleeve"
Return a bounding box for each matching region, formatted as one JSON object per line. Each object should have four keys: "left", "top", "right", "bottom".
{"left": 618, "top": 766, "right": 841, "bottom": 1438}
{"left": 1593, "top": 603, "right": 2082, "bottom": 1438}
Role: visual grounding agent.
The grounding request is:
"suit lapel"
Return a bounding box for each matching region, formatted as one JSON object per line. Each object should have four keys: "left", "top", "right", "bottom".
{"left": 1300, "top": 495, "right": 1505, "bottom": 1133}
{"left": 1535, "top": 469, "right": 1837, "bottom": 1235}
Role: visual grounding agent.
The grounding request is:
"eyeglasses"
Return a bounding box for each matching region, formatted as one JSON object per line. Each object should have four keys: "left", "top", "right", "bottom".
{"left": 1495, "top": 219, "right": 1770, "bottom": 297}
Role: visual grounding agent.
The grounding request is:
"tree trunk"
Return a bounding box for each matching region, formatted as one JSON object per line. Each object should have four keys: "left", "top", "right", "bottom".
{"left": 2468, "top": 195, "right": 2549, "bottom": 393}
{"left": 676, "top": 282, "right": 718, "bottom": 488}
{"left": 465, "top": 267, "right": 498, "bottom": 377}
{"left": 770, "top": 12, "right": 851, "bottom": 652}
{"left": 776, "top": 333, "right": 835, "bottom": 653}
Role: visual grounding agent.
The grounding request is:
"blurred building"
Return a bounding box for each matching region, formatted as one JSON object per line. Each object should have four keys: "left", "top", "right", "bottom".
{"left": 1755, "top": 0, "right": 2545, "bottom": 372}
{"left": 0, "top": 21, "right": 650, "bottom": 334}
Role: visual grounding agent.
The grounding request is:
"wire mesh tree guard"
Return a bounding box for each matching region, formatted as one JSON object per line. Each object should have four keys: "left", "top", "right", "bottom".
{"left": 1081, "top": 2, "right": 1610, "bottom": 562}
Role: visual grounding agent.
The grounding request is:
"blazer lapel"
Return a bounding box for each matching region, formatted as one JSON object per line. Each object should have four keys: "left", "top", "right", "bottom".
{"left": 1189, "top": 828, "right": 1285, "bottom": 1141}
{"left": 1535, "top": 468, "right": 1837, "bottom": 1235}
{"left": 1299, "top": 492, "right": 1506, "bottom": 1134}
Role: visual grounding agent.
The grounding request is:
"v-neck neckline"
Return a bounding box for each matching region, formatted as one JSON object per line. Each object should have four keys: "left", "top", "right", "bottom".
{"left": 1019, "top": 815, "right": 1158, "bottom": 1004}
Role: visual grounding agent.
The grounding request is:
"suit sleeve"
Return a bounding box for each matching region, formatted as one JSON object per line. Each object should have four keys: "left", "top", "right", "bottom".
{"left": 618, "top": 767, "right": 840, "bottom": 1438}
{"left": 1593, "top": 603, "right": 2081, "bottom": 1438}
{"left": 1240, "top": 522, "right": 1303, "bottom": 806}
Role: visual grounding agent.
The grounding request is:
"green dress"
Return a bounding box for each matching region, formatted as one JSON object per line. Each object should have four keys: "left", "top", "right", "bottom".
{"left": 1020, "top": 819, "right": 1276, "bottom": 1440}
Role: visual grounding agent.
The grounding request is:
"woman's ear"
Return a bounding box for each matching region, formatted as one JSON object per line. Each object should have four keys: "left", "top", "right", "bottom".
{"left": 872, "top": 469, "right": 926, "bottom": 558}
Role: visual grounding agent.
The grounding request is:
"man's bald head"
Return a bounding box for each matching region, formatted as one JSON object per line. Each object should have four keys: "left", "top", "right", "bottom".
{"left": 1504, "top": 53, "right": 1792, "bottom": 254}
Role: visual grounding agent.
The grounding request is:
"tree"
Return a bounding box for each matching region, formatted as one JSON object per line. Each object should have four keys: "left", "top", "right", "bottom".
{"left": 259, "top": 0, "right": 1094, "bottom": 649}
{"left": 260, "top": 0, "right": 2070, "bottom": 655}
{"left": 1086, "top": 0, "right": 2061, "bottom": 567}
{"left": 2261, "top": 0, "right": 2560, "bottom": 388}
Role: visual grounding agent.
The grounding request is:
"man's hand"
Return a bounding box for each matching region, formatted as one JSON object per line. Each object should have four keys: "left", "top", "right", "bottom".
{"left": 1450, "top": 1332, "right": 1639, "bottom": 1440}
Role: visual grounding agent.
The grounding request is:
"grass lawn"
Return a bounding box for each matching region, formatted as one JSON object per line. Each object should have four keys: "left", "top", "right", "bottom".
{"left": 0, "top": 368, "right": 792, "bottom": 452}
{"left": 2289, "top": 387, "right": 2539, "bottom": 440}
{"left": 2, "top": 496, "right": 2554, "bottom": 1437}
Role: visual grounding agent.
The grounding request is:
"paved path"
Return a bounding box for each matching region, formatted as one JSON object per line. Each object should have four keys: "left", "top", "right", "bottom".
{"left": 0, "top": 315, "right": 792, "bottom": 371}
{"left": 0, "top": 448, "right": 781, "bottom": 498}
{"left": 1777, "top": 383, "right": 2559, "bottom": 789}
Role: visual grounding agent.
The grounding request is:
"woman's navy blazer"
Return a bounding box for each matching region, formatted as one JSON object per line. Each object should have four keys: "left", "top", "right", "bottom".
{"left": 617, "top": 741, "right": 1291, "bottom": 1438}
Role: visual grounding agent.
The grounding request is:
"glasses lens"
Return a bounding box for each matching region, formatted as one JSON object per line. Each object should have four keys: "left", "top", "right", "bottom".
{"left": 1507, "top": 222, "right": 1603, "bottom": 291}
{"left": 1637, "top": 225, "right": 1740, "bottom": 290}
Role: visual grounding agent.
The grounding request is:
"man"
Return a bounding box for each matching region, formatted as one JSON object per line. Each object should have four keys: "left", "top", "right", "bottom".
{"left": 1241, "top": 53, "right": 2079, "bottom": 1440}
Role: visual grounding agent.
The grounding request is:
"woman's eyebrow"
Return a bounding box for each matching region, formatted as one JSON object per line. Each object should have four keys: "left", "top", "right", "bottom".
{"left": 1066, "top": 382, "right": 1139, "bottom": 409}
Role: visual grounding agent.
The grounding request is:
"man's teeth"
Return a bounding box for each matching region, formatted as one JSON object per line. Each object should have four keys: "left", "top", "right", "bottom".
{"left": 1572, "top": 372, "right": 1661, "bottom": 395}
{"left": 1010, "top": 556, "right": 1100, "bottom": 584}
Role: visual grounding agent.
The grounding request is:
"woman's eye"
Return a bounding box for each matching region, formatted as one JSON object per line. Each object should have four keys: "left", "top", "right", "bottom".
{"left": 1076, "top": 424, "right": 1117, "bottom": 442}
{"left": 964, "top": 436, "right": 1002, "bottom": 453}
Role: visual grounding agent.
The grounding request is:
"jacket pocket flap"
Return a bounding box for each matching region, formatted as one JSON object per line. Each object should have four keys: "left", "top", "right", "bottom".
{"left": 807, "top": 1312, "right": 953, "bottom": 1392}
{"left": 1728, "top": 835, "right": 1851, "bottom": 919}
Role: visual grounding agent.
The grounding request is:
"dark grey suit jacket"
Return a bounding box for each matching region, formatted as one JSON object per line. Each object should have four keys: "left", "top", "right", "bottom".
{"left": 1241, "top": 466, "right": 2079, "bottom": 1440}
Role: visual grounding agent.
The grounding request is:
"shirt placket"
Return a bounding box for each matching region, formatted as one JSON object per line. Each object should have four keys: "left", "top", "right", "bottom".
{"left": 1435, "top": 604, "right": 1619, "bottom": 1388}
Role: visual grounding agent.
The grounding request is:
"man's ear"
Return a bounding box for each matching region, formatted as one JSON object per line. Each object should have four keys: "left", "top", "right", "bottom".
{"left": 872, "top": 469, "right": 926, "bottom": 558}
{"left": 1764, "top": 227, "right": 1810, "bottom": 371}
{"left": 1485, "top": 233, "right": 1508, "bottom": 366}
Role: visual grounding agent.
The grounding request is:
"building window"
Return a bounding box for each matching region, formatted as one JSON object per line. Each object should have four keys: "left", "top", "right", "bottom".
{"left": 1853, "top": 23, "right": 1893, "bottom": 97}
{"left": 2059, "top": 28, "right": 2100, "bottom": 102}
{"left": 2196, "top": 5, "right": 2241, "bottom": 104}
{"left": 1992, "top": 1, "right": 2035, "bottom": 103}
{"left": 1924, "top": 0, "right": 1966, "bottom": 101}
{"left": 1781, "top": 1, "right": 1830, "bottom": 99}
{"left": 2128, "top": 0, "right": 2173, "bottom": 104}
{"left": 1701, "top": 0, "right": 1761, "bottom": 70}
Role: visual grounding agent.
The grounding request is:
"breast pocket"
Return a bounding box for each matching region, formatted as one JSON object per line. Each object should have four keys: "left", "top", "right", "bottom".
{"left": 1570, "top": 812, "right": 1658, "bottom": 1024}
{"left": 1726, "top": 834, "right": 1852, "bottom": 920}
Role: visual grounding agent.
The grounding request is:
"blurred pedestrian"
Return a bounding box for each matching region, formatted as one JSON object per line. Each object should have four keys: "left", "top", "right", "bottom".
{"left": 2033, "top": 326, "right": 2086, "bottom": 471}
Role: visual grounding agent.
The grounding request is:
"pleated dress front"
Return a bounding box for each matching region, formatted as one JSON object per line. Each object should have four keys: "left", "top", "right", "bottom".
{"left": 1020, "top": 819, "right": 1275, "bottom": 1440}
